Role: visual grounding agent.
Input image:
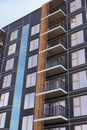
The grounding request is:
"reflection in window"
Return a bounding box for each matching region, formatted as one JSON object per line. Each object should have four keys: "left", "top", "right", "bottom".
{"left": 45, "top": 127, "right": 66, "bottom": 130}
{"left": 5, "top": 58, "right": 14, "bottom": 71}
{"left": 71, "top": 30, "right": 84, "bottom": 46}
{"left": 71, "top": 49, "right": 85, "bottom": 67}
{"left": 29, "top": 38, "right": 39, "bottom": 51}
{"left": 70, "top": 0, "right": 81, "bottom": 12}
{"left": 8, "top": 43, "right": 16, "bottom": 55}
{"left": 24, "top": 93, "right": 35, "bottom": 109}
{"left": 26, "top": 73, "right": 36, "bottom": 88}
{"left": 31, "top": 24, "right": 40, "bottom": 36}
{"left": 3, "top": 74, "right": 12, "bottom": 88}
{"left": 0, "top": 112, "right": 6, "bottom": 128}
{"left": 73, "top": 95, "right": 87, "bottom": 116}
{"left": 70, "top": 13, "right": 82, "bottom": 28}
{"left": 28, "top": 55, "right": 38, "bottom": 69}
{"left": 0, "top": 92, "right": 9, "bottom": 107}
{"left": 22, "top": 115, "right": 33, "bottom": 130}
{"left": 10, "top": 30, "right": 18, "bottom": 41}
{"left": 75, "top": 124, "right": 87, "bottom": 130}
{"left": 72, "top": 70, "right": 87, "bottom": 90}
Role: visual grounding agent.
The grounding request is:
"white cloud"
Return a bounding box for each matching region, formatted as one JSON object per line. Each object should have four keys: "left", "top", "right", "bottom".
{"left": 0, "top": 0, "right": 50, "bottom": 28}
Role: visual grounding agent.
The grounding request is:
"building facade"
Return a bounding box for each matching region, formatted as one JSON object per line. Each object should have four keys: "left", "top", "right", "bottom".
{"left": 0, "top": 0, "right": 87, "bottom": 130}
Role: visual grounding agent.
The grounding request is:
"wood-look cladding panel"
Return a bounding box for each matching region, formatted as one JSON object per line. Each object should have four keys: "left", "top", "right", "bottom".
{"left": 34, "top": 3, "right": 49, "bottom": 130}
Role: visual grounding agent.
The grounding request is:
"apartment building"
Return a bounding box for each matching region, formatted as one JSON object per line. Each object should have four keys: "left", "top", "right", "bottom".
{"left": 0, "top": 0, "right": 87, "bottom": 130}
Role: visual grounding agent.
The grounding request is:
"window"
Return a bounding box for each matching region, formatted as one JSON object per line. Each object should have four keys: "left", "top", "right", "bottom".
{"left": 28, "top": 55, "right": 38, "bottom": 69}
{"left": 3, "top": 74, "right": 12, "bottom": 88}
{"left": 73, "top": 95, "right": 87, "bottom": 116}
{"left": 70, "top": 0, "right": 81, "bottom": 12}
{"left": 0, "top": 92, "right": 9, "bottom": 107}
{"left": 70, "top": 13, "right": 83, "bottom": 28}
{"left": 22, "top": 115, "right": 33, "bottom": 130}
{"left": 0, "top": 112, "right": 6, "bottom": 128}
{"left": 10, "top": 30, "right": 18, "bottom": 41}
{"left": 24, "top": 93, "right": 35, "bottom": 109}
{"left": 72, "top": 70, "right": 87, "bottom": 90}
{"left": 75, "top": 124, "right": 87, "bottom": 130}
{"left": 71, "top": 30, "right": 84, "bottom": 46}
{"left": 26, "top": 72, "right": 36, "bottom": 88}
{"left": 31, "top": 24, "right": 40, "bottom": 36}
{"left": 30, "top": 38, "right": 39, "bottom": 51}
{"left": 8, "top": 43, "right": 16, "bottom": 55}
{"left": 5, "top": 58, "right": 14, "bottom": 71}
{"left": 71, "top": 49, "right": 85, "bottom": 67}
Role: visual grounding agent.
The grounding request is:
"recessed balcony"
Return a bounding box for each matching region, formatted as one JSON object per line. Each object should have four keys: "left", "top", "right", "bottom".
{"left": 39, "top": 38, "right": 66, "bottom": 57}
{"left": 36, "top": 79, "right": 67, "bottom": 99}
{"left": 0, "top": 29, "right": 5, "bottom": 35}
{"left": 41, "top": 21, "right": 66, "bottom": 40}
{"left": 34, "top": 105, "right": 68, "bottom": 124}
{"left": 49, "top": 0, "right": 65, "bottom": 11}
{"left": 38, "top": 58, "right": 67, "bottom": 77}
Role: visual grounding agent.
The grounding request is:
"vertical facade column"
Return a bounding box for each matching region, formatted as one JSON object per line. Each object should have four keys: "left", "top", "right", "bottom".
{"left": 10, "top": 24, "right": 29, "bottom": 130}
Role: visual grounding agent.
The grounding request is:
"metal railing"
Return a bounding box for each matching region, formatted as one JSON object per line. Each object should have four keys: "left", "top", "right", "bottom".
{"left": 44, "top": 105, "right": 67, "bottom": 118}
{"left": 45, "top": 80, "right": 65, "bottom": 91}
{"left": 46, "top": 58, "right": 66, "bottom": 69}
{"left": 48, "top": 21, "right": 66, "bottom": 31}
{"left": 47, "top": 38, "right": 66, "bottom": 48}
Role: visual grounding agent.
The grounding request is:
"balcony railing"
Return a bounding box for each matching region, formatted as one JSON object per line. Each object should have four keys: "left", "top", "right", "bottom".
{"left": 49, "top": 4, "right": 66, "bottom": 15}
{"left": 45, "top": 80, "right": 65, "bottom": 92}
{"left": 44, "top": 105, "right": 67, "bottom": 118}
{"left": 46, "top": 58, "right": 66, "bottom": 69}
{"left": 47, "top": 38, "right": 66, "bottom": 48}
{"left": 48, "top": 21, "right": 66, "bottom": 31}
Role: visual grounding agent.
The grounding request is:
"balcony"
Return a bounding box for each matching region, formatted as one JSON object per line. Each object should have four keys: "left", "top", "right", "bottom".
{"left": 0, "top": 29, "right": 5, "bottom": 35}
{"left": 42, "top": 4, "right": 66, "bottom": 25}
{"left": 39, "top": 37, "right": 66, "bottom": 57}
{"left": 38, "top": 58, "right": 67, "bottom": 77}
{"left": 34, "top": 105, "right": 68, "bottom": 124}
{"left": 36, "top": 79, "right": 67, "bottom": 99}
{"left": 44, "top": 80, "right": 67, "bottom": 99}
{"left": 49, "top": 0, "right": 65, "bottom": 11}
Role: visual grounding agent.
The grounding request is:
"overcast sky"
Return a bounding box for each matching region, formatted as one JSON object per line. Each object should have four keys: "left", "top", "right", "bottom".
{"left": 0, "top": 0, "right": 50, "bottom": 28}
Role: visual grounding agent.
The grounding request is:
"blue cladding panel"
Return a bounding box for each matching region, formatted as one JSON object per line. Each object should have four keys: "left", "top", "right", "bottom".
{"left": 10, "top": 24, "right": 29, "bottom": 130}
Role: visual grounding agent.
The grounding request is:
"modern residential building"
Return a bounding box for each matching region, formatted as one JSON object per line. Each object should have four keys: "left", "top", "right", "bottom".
{"left": 0, "top": 0, "right": 87, "bottom": 130}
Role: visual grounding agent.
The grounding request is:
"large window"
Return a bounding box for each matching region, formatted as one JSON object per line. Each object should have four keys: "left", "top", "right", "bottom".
{"left": 5, "top": 58, "right": 14, "bottom": 71}
{"left": 10, "top": 30, "right": 18, "bottom": 41}
{"left": 3, "top": 74, "right": 12, "bottom": 88}
{"left": 71, "top": 49, "right": 85, "bottom": 67}
{"left": 0, "top": 112, "right": 6, "bottom": 128}
{"left": 24, "top": 93, "right": 35, "bottom": 109}
{"left": 26, "top": 73, "right": 36, "bottom": 88}
{"left": 0, "top": 92, "right": 9, "bottom": 107}
{"left": 74, "top": 124, "right": 87, "bottom": 130}
{"left": 72, "top": 70, "right": 87, "bottom": 90}
{"left": 22, "top": 115, "right": 33, "bottom": 130}
{"left": 73, "top": 95, "right": 87, "bottom": 116}
{"left": 70, "top": 13, "right": 83, "bottom": 29}
{"left": 70, "top": 0, "right": 82, "bottom": 12}
{"left": 8, "top": 43, "right": 16, "bottom": 55}
{"left": 29, "top": 38, "right": 39, "bottom": 51}
{"left": 71, "top": 30, "right": 84, "bottom": 46}
{"left": 31, "top": 24, "right": 40, "bottom": 36}
{"left": 28, "top": 55, "right": 38, "bottom": 69}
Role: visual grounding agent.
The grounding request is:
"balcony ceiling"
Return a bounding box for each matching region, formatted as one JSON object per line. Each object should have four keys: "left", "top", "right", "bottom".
{"left": 0, "top": 29, "right": 5, "bottom": 35}
{"left": 49, "top": 0, "right": 65, "bottom": 10}
{"left": 48, "top": 10, "right": 66, "bottom": 25}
